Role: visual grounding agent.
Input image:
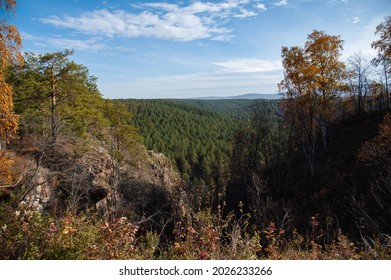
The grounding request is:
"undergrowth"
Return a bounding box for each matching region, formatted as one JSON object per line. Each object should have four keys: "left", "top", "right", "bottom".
{"left": 1, "top": 200, "right": 390, "bottom": 260}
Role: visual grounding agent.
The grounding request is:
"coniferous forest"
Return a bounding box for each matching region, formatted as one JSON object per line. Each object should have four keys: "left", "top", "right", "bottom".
{"left": 0, "top": 1, "right": 390, "bottom": 260}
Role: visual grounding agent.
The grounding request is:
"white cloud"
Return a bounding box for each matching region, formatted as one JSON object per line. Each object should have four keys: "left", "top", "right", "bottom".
{"left": 40, "top": 9, "right": 212, "bottom": 41}
{"left": 142, "top": 3, "right": 179, "bottom": 12}
{"left": 181, "top": 0, "right": 255, "bottom": 15}
{"left": 346, "top": 16, "right": 360, "bottom": 25}
{"left": 21, "top": 32, "right": 131, "bottom": 52}
{"left": 211, "top": 34, "right": 235, "bottom": 41}
{"left": 274, "top": 0, "right": 288, "bottom": 7}
{"left": 214, "top": 58, "right": 283, "bottom": 73}
{"left": 256, "top": 3, "right": 267, "bottom": 11}
{"left": 40, "top": 1, "right": 262, "bottom": 41}
{"left": 20, "top": 32, "right": 35, "bottom": 41}
{"left": 47, "top": 38, "right": 108, "bottom": 50}
{"left": 234, "top": 8, "right": 258, "bottom": 18}
{"left": 352, "top": 16, "right": 360, "bottom": 24}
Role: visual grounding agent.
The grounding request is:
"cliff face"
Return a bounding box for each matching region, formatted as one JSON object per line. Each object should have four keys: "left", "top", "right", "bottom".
{"left": 13, "top": 137, "right": 183, "bottom": 220}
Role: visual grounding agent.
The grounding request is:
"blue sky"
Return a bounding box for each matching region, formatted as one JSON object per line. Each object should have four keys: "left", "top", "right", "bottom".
{"left": 10, "top": 0, "right": 391, "bottom": 98}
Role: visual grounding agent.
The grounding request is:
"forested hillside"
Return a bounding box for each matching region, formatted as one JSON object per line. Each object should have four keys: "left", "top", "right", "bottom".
{"left": 174, "top": 99, "right": 272, "bottom": 119}
{"left": 122, "top": 99, "right": 276, "bottom": 186}
{"left": 124, "top": 100, "right": 234, "bottom": 189}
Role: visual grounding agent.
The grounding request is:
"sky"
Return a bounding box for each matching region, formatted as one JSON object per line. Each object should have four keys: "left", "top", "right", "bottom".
{"left": 9, "top": 0, "right": 391, "bottom": 99}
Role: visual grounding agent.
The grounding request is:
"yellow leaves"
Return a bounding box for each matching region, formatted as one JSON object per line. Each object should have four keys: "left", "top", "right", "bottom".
{"left": 62, "top": 226, "right": 77, "bottom": 235}
{"left": 0, "top": 24, "right": 23, "bottom": 71}
{"left": 280, "top": 30, "right": 348, "bottom": 128}
{"left": 358, "top": 113, "right": 391, "bottom": 165}
{"left": 62, "top": 216, "right": 78, "bottom": 235}
{"left": 0, "top": 0, "right": 22, "bottom": 144}
{"left": 0, "top": 150, "right": 13, "bottom": 184}
{"left": 0, "top": 76, "right": 19, "bottom": 142}
{"left": 187, "top": 226, "right": 198, "bottom": 235}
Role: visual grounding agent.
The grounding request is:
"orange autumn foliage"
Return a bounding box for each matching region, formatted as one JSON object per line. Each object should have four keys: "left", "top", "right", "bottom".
{"left": 0, "top": 0, "right": 22, "bottom": 186}
{"left": 0, "top": 0, "right": 22, "bottom": 144}
{"left": 0, "top": 150, "right": 13, "bottom": 184}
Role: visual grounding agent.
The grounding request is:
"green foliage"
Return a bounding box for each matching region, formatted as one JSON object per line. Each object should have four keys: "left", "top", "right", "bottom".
{"left": 174, "top": 99, "right": 271, "bottom": 119}
{"left": 7, "top": 51, "right": 109, "bottom": 142}
{"left": 122, "top": 99, "right": 246, "bottom": 188}
{"left": 102, "top": 100, "right": 142, "bottom": 164}
{"left": 6, "top": 50, "right": 142, "bottom": 169}
{"left": 120, "top": 99, "right": 277, "bottom": 190}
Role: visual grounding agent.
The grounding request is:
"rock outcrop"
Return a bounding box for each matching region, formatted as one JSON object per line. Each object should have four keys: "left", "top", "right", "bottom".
{"left": 17, "top": 138, "right": 183, "bottom": 219}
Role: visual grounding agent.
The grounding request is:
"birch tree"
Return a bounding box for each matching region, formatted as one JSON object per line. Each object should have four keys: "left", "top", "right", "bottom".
{"left": 279, "top": 30, "right": 347, "bottom": 175}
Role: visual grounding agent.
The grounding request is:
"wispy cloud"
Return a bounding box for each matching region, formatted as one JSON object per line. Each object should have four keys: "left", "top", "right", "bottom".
{"left": 350, "top": 16, "right": 360, "bottom": 24}
{"left": 234, "top": 8, "right": 258, "bottom": 18}
{"left": 214, "top": 58, "right": 283, "bottom": 73}
{"left": 345, "top": 16, "right": 360, "bottom": 25}
{"left": 39, "top": 1, "right": 265, "bottom": 42}
{"left": 47, "top": 38, "right": 108, "bottom": 51}
{"left": 273, "top": 0, "right": 288, "bottom": 7}
{"left": 342, "top": 16, "right": 380, "bottom": 60}
{"left": 21, "top": 32, "right": 131, "bottom": 52}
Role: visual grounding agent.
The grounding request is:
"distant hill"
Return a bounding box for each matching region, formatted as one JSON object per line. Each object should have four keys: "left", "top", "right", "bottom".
{"left": 175, "top": 98, "right": 277, "bottom": 119}
{"left": 193, "top": 93, "right": 280, "bottom": 100}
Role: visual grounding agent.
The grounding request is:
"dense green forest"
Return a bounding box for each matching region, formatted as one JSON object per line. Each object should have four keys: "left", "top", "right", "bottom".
{"left": 172, "top": 99, "right": 260, "bottom": 119}
{"left": 121, "top": 99, "right": 277, "bottom": 188}
{"left": 1, "top": 0, "right": 390, "bottom": 260}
